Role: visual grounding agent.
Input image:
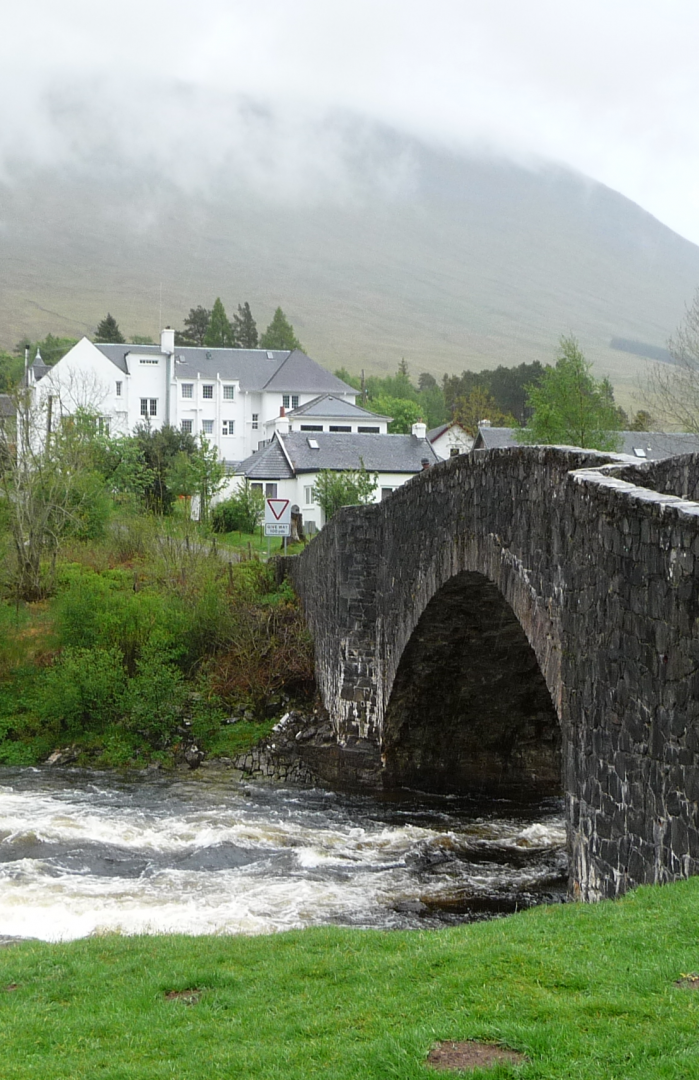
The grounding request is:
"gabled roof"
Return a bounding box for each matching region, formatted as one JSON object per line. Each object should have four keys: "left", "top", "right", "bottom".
{"left": 240, "top": 437, "right": 296, "bottom": 480}
{"left": 260, "top": 349, "right": 354, "bottom": 394}
{"left": 426, "top": 420, "right": 470, "bottom": 442}
{"left": 287, "top": 394, "right": 389, "bottom": 421}
{"left": 237, "top": 431, "right": 439, "bottom": 478}
{"left": 93, "top": 343, "right": 355, "bottom": 394}
{"left": 472, "top": 426, "right": 518, "bottom": 450}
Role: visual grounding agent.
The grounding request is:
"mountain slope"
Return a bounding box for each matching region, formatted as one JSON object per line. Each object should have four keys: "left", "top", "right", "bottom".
{"left": 2, "top": 134, "right": 699, "bottom": 405}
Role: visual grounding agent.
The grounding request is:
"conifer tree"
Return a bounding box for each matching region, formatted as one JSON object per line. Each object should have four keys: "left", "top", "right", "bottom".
{"left": 94, "top": 314, "right": 125, "bottom": 344}
{"left": 204, "top": 298, "right": 233, "bottom": 348}
{"left": 232, "top": 302, "right": 259, "bottom": 348}
{"left": 180, "top": 305, "right": 211, "bottom": 346}
{"left": 259, "top": 307, "right": 303, "bottom": 351}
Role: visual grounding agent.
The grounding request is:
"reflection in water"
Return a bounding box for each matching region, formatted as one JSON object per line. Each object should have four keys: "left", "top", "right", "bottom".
{"left": 0, "top": 767, "right": 567, "bottom": 941}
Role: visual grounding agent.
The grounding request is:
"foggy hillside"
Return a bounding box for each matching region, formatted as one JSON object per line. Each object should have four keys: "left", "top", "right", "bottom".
{"left": 3, "top": 129, "right": 699, "bottom": 401}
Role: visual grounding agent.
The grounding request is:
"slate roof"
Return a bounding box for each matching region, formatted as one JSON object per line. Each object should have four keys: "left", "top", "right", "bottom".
{"left": 472, "top": 426, "right": 518, "bottom": 450}
{"left": 237, "top": 431, "right": 439, "bottom": 478}
{"left": 427, "top": 422, "right": 450, "bottom": 441}
{"left": 94, "top": 343, "right": 354, "bottom": 394}
{"left": 472, "top": 425, "right": 699, "bottom": 460}
{"left": 287, "top": 394, "right": 390, "bottom": 421}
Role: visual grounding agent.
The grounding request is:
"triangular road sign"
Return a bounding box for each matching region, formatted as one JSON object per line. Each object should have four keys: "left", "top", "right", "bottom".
{"left": 267, "top": 498, "right": 290, "bottom": 521}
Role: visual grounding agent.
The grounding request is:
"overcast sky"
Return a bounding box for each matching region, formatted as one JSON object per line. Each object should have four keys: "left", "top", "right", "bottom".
{"left": 4, "top": 0, "right": 699, "bottom": 242}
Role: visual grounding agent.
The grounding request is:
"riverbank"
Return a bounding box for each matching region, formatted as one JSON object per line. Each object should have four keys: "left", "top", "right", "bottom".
{"left": 2, "top": 876, "right": 699, "bottom": 1078}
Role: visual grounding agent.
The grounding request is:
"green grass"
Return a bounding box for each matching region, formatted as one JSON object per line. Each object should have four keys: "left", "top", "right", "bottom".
{"left": 3, "top": 879, "right": 699, "bottom": 1078}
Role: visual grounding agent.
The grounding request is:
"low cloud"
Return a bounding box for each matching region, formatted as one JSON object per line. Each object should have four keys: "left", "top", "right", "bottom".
{"left": 3, "top": 0, "right": 699, "bottom": 240}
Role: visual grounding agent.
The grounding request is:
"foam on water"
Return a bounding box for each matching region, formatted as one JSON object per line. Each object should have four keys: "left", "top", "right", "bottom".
{"left": 0, "top": 768, "right": 567, "bottom": 941}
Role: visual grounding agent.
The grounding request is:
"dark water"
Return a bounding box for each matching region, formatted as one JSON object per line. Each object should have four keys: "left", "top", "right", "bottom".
{"left": 0, "top": 767, "right": 567, "bottom": 940}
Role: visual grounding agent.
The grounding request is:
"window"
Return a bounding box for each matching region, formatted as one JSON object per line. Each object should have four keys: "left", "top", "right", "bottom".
{"left": 181, "top": 419, "right": 193, "bottom": 433}
{"left": 301, "top": 424, "right": 323, "bottom": 431}
{"left": 202, "top": 385, "right": 214, "bottom": 399}
{"left": 140, "top": 398, "right": 157, "bottom": 417}
{"left": 292, "top": 395, "right": 299, "bottom": 409}
{"left": 116, "top": 381, "right": 122, "bottom": 397}
{"left": 222, "top": 420, "right": 235, "bottom": 435}
{"left": 358, "top": 426, "right": 380, "bottom": 433}
{"left": 304, "top": 486, "right": 314, "bottom": 505}
{"left": 139, "top": 357, "right": 159, "bottom": 365}
{"left": 329, "top": 425, "right": 351, "bottom": 433}
{"left": 265, "top": 483, "right": 277, "bottom": 498}
{"left": 98, "top": 417, "right": 110, "bottom": 436}
{"left": 252, "top": 413, "right": 259, "bottom": 430}
{"left": 381, "top": 488, "right": 394, "bottom": 500}
{"left": 282, "top": 395, "right": 290, "bottom": 409}
{"left": 450, "top": 446, "right": 460, "bottom": 457}
{"left": 223, "top": 385, "right": 235, "bottom": 400}
{"left": 282, "top": 394, "right": 299, "bottom": 410}
{"left": 251, "top": 483, "right": 263, "bottom": 493}
{"left": 181, "top": 384, "right": 193, "bottom": 399}
{"left": 202, "top": 419, "right": 214, "bottom": 434}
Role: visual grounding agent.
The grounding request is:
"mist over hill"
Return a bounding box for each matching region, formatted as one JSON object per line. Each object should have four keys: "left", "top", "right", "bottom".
{"left": 2, "top": 127, "right": 699, "bottom": 405}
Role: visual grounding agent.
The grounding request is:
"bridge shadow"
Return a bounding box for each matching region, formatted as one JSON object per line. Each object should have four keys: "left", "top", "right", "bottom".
{"left": 382, "top": 571, "right": 562, "bottom": 800}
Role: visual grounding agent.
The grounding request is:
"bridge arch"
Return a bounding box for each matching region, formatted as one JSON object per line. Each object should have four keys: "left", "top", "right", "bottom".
{"left": 286, "top": 446, "right": 699, "bottom": 900}
{"left": 381, "top": 569, "right": 561, "bottom": 798}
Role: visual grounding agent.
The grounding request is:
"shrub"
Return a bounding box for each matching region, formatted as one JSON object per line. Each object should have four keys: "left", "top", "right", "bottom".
{"left": 37, "top": 646, "right": 128, "bottom": 735}
{"left": 211, "top": 481, "right": 264, "bottom": 534}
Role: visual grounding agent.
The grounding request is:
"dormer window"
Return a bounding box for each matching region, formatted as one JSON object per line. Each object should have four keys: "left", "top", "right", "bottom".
{"left": 283, "top": 395, "right": 299, "bottom": 409}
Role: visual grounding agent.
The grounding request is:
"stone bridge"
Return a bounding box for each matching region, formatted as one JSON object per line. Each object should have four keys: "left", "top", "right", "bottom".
{"left": 282, "top": 446, "right": 699, "bottom": 900}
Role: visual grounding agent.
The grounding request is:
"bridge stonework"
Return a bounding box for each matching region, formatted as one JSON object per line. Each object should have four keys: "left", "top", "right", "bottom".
{"left": 283, "top": 447, "right": 699, "bottom": 901}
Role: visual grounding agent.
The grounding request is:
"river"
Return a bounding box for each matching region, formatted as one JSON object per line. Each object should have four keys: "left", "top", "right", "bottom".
{"left": 0, "top": 767, "right": 567, "bottom": 941}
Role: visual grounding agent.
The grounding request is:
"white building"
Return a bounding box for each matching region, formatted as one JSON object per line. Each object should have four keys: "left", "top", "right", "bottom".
{"left": 236, "top": 423, "right": 439, "bottom": 532}
{"left": 426, "top": 421, "right": 473, "bottom": 459}
{"left": 29, "top": 330, "right": 358, "bottom": 465}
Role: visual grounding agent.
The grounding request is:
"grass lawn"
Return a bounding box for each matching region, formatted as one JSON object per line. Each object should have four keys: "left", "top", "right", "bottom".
{"left": 3, "top": 879, "right": 699, "bottom": 1078}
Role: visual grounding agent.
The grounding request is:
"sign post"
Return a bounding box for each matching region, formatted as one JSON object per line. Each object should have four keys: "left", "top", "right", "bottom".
{"left": 264, "top": 499, "right": 291, "bottom": 555}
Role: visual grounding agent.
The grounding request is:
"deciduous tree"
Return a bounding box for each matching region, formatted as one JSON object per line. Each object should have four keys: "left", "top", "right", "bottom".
{"left": 314, "top": 465, "right": 377, "bottom": 522}
{"left": 648, "top": 288, "right": 699, "bottom": 434}
{"left": 518, "top": 336, "right": 622, "bottom": 451}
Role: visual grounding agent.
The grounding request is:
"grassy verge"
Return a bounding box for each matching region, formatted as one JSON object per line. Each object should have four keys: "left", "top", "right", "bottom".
{"left": 2, "top": 879, "right": 699, "bottom": 1078}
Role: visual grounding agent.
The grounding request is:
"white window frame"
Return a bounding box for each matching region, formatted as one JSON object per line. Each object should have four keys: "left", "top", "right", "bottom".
{"left": 202, "top": 384, "right": 214, "bottom": 400}
{"left": 304, "top": 485, "right": 314, "bottom": 505}
{"left": 202, "top": 419, "right": 214, "bottom": 434}
{"left": 223, "top": 385, "right": 235, "bottom": 401}
{"left": 140, "top": 398, "right": 157, "bottom": 417}
{"left": 181, "top": 419, "right": 193, "bottom": 433}
{"left": 251, "top": 413, "right": 259, "bottom": 430}
{"left": 181, "top": 383, "right": 193, "bottom": 399}
{"left": 222, "top": 419, "right": 235, "bottom": 436}
{"left": 116, "top": 381, "right": 122, "bottom": 397}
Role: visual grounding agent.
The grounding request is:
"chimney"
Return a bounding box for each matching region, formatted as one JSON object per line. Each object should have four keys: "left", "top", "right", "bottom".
{"left": 480, "top": 419, "right": 491, "bottom": 428}
{"left": 275, "top": 405, "right": 290, "bottom": 435}
{"left": 421, "top": 457, "right": 431, "bottom": 470}
{"left": 412, "top": 421, "right": 427, "bottom": 439}
{"left": 160, "top": 326, "right": 175, "bottom": 354}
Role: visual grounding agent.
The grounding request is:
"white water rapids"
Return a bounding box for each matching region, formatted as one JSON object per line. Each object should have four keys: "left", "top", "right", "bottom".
{"left": 0, "top": 767, "right": 567, "bottom": 941}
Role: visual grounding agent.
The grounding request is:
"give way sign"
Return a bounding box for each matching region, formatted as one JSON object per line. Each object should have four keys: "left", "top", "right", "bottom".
{"left": 264, "top": 497, "right": 291, "bottom": 536}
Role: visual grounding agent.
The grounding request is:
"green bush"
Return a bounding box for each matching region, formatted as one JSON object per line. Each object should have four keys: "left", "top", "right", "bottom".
{"left": 211, "top": 481, "right": 264, "bottom": 534}
{"left": 37, "top": 646, "right": 128, "bottom": 735}
{"left": 123, "top": 646, "right": 186, "bottom": 745}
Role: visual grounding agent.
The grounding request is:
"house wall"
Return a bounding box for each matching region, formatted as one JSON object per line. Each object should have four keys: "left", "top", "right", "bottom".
{"left": 431, "top": 426, "right": 473, "bottom": 460}
{"left": 221, "top": 469, "right": 426, "bottom": 531}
